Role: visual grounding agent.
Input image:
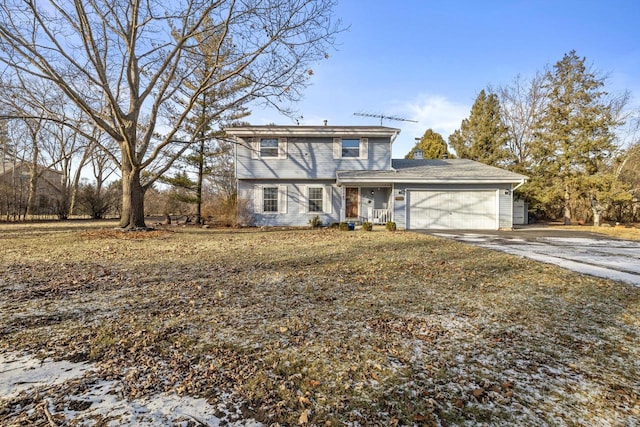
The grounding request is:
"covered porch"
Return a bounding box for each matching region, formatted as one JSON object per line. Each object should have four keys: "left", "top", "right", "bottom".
{"left": 339, "top": 185, "right": 393, "bottom": 224}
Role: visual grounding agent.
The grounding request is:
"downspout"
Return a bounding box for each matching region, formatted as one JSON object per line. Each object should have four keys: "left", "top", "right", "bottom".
{"left": 234, "top": 137, "right": 239, "bottom": 223}
{"left": 389, "top": 130, "right": 400, "bottom": 171}
{"left": 389, "top": 130, "right": 400, "bottom": 223}
{"left": 234, "top": 136, "right": 238, "bottom": 191}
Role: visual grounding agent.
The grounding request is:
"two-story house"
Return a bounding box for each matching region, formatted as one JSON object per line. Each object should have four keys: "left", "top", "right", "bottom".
{"left": 227, "top": 125, "right": 527, "bottom": 230}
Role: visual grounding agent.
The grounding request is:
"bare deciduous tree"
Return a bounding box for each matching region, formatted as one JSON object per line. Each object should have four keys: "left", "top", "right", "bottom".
{"left": 0, "top": 0, "right": 342, "bottom": 228}
{"left": 492, "top": 72, "right": 547, "bottom": 173}
{"left": 0, "top": 76, "right": 112, "bottom": 218}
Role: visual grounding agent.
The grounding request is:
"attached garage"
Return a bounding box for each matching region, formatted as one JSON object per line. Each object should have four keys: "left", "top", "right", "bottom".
{"left": 336, "top": 159, "right": 527, "bottom": 230}
{"left": 407, "top": 189, "right": 498, "bottom": 230}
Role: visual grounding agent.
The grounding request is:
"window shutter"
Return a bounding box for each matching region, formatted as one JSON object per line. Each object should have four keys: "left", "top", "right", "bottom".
{"left": 251, "top": 138, "right": 260, "bottom": 159}
{"left": 278, "top": 137, "right": 288, "bottom": 159}
{"left": 278, "top": 185, "right": 287, "bottom": 213}
{"left": 360, "top": 137, "right": 369, "bottom": 160}
{"left": 333, "top": 138, "right": 341, "bottom": 159}
{"left": 254, "top": 185, "right": 263, "bottom": 212}
{"left": 299, "top": 185, "right": 307, "bottom": 213}
{"left": 324, "top": 186, "right": 333, "bottom": 214}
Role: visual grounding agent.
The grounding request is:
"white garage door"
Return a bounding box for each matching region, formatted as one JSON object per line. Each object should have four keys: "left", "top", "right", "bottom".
{"left": 408, "top": 190, "right": 498, "bottom": 230}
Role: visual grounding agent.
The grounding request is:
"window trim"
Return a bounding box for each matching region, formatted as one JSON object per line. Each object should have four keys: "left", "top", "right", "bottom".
{"left": 255, "top": 185, "right": 287, "bottom": 214}
{"left": 259, "top": 138, "right": 279, "bottom": 158}
{"left": 333, "top": 137, "right": 369, "bottom": 160}
{"left": 299, "top": 185, "right": 333, "bottom": 214}
{"left": 341, "top": 138, "right": 360, "bottom": 158}
{"left": 308, "top": 187, "right": 324, "bottom": 213}
{"left": 251, "top": 137, "right": 288, "bottom": 159}
{"left": 262, "top": 186, "right": 279, "bottom": 212}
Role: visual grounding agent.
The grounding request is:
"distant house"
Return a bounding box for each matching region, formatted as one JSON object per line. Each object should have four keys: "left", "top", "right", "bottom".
{"left": 226, "top": 125, "right": 527, "bottom": 230}
{"left": 0, "top": 161, "right": 63, "bottom": 219}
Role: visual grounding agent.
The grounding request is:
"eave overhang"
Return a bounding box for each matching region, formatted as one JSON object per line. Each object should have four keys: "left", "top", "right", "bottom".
{"left": 336, "top": 176, "right": 528, "bottom": 185}
{"left": 225, "top": 125, "right": 401, "bottom": 140}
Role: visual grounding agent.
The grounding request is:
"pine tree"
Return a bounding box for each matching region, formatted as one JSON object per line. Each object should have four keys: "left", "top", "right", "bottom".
{"left": 448, "top": 90, "right": 510, "bottom": 166}
{"left": 532, "top": 50, "right": 621, "bottom": 225}
{"left": 405, "top": 129, "right": 450, "bottom": 159}
{"left": 164, "top": 16, "right": 250, "bottom": 224}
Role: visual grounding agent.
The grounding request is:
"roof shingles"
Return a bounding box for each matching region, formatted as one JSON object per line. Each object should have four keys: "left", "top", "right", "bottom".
{"left": 337, "top": 159, "right": 527, "bottom": 183}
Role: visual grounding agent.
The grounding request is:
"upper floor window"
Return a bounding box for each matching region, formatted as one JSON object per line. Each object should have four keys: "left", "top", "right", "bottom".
{"left": 341, "top": 139, "right": 360, "bottom": 158}
{"left": 251, "top": 137, "right": 287, "bottom": 159}
{"left": 333, "top": 137, "right": 368, "bottom": 160}
{"left": 260, "top": 138, "right": 279, "bottom": 158}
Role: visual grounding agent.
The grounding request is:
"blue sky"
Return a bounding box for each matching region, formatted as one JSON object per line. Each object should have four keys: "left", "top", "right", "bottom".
{"left": 252, "top": 0, "right": 640, "bottom": 157}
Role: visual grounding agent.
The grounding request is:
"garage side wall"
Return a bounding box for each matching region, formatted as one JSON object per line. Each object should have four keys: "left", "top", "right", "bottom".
{"left": 498, "top": 186, "right": 514, "bottom": 229}
{"left": 392, "top": 186, "right": 408, "bottom": 229}
{"left": 393, "top": 183, "right": 513, "bottom": 230}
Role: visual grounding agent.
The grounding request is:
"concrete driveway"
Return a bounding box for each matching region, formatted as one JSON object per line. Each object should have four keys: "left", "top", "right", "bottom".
{"left": 421, "top": 227, "right": 640, "bottom": 287}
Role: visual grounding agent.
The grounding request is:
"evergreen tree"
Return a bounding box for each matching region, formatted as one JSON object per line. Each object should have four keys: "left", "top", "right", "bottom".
{"left": 448, "top": 90, "right": 510, "bottom": 166}
{"left": 164, "top": 16, "right": 250, "bottom": 224}
{"left": 405, "top": 129, "right": 450, "bottom": 159}
{"left": 532, "top": 50, "right": 621, "bottom": 225}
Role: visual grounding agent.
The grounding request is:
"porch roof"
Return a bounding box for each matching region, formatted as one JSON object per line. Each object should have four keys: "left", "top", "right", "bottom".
{"left": 336, "top": 159, "right": 528, "bottom": 185}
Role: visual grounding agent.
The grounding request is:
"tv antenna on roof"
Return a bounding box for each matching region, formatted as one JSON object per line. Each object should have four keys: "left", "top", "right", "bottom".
{"left": 353, "top": 112, "right": 418, "bottom": 125}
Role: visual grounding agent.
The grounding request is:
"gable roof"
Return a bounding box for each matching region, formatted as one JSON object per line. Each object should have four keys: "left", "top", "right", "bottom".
{"left": 225, "top": 125, "right": 401, "bottom": 140}
{"left": 337, "top": 159, "right": 527, "bottom": 184}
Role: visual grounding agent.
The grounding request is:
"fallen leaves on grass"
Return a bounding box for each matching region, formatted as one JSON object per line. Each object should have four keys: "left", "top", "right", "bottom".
{"left": 1, "top": 226, "right": 639, "bottom": 426}
{"left": 79, "top": 228, "right": 174, "bottom": 240}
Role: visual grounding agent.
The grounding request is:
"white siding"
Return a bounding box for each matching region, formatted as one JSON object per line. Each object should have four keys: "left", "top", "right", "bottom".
{"left": 278, "top": 138, "right": 288, "bottom": 159}
{"left": 498, "top": 188, "right": 513, "bottom": 229}
{"left": 278, "top": 185, "right": 288, "bottom": 213}
{"left": 237, "top": 137, "right": 391, "bottom": 180}
{"left": 407, "top": 190, "right": 498, "bottom": 230}
{"left": 239, "top": 180, "right": 339, "bottom": 227}
{"left": 253, "top": 184, "right": 263, "bottom": 212}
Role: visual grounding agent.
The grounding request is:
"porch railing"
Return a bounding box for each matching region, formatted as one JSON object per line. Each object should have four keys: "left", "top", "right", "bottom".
{"left": 367, "top": 208, "right": 391, "bottom": 224}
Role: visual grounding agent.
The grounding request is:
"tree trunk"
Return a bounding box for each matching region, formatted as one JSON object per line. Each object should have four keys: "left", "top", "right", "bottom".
{"left": 563, "top": 182, "right": 572, "bottom": 225}
{"left": 195, "top": 139, "right": 204, "bottom": 225}
{"left": 58, "top": 184, "right": 69, "bottom": 220}
{"left": 590, "top": 195, "right": 604, "bottom": 227}
{"left": 119, "top": 166, "right": 147, "bottom": 229}
{"left": 26, "top": 163, "right": 38, "bottom": 219}
{"left": 592, "top": 208, "right": 601, "bottom": 227}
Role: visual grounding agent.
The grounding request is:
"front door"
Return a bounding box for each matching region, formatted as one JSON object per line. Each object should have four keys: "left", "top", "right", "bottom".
{"left": 345, "top": 187, "right": 359, "bottom": 218}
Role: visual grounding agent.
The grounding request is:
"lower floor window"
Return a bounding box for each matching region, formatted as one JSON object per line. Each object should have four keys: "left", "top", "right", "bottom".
{"left": 308, "top": 187, "right": 323, "bottom": 212}
{"left": 263, "top": 187, "right": 278, "bottom": 212}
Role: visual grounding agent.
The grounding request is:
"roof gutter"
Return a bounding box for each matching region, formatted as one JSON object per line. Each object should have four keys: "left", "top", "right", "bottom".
{"left": 337, "top": 178, "right": 530, "bottom": 185}
{"left": 225, "top": 126, "right": 401, "bottom": 138}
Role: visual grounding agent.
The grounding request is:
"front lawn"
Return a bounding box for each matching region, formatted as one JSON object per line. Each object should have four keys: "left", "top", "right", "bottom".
{"left": 1, "top": 224, "right": 638, "bottom": 425}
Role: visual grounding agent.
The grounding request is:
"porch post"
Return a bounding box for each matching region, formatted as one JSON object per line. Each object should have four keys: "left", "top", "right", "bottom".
{"left": 339, "top": 186, "right": 345, "bottom": 222}
{"left": 390, "top": 184, "right": 395, "bottom": 222}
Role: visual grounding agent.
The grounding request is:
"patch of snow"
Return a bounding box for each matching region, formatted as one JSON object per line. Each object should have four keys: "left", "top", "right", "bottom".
{"left": 0, "top": 352, "right": 262, "bottom": 426}
{"left": 61, "top": 382, "right": 261, "bottom": 426}
{"left": 0, "top": 352, "right": 95, "bottom": 400}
